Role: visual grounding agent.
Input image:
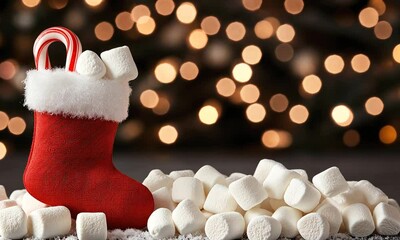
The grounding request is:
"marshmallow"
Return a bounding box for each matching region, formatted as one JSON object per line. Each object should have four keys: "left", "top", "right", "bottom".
{"left": 0, "top": 185, "right": 7, "bottom": 200}
{"left": 152, "top": 187, "right": 176, "bottom": 211}
{"left": 172, "top": 199, "right": 206, "bottom": 235}
{"left": 253, "top": 159, "right": 284, "bottom": 184}
{"left": 259, "top": 198, "right": 274, "bottom": 212}
{"left": 29, "top": 206, "right": 72, "bottom": 239}
{"left": 225, "top": 172, "right": 247, "bottom": 185}
{"left": 0, "top": 206, "right": 28, "bottom": 239}
{"left": 388, "top": 198, "right": 400, "bottom": 209}
{"left": 147, "top": 208, "right": 175, "bottom": 239}
{"left": 143, "top": 169, "right": 174, "bottom": 192}
{"left": 21, "top": 192, "right": 48, "bottom": 215}
{"left": 235, "top": 205, "right": 246, "bottom": 216}
{"left": 205, "top": 212, "right": 245, "bottom": 240}
{"left": 0, "top": 199, "right": 17, "bottom": 210}
{"left": 172, "top": 177, "right": 205, "bottom": 209}
{"left": 169, "top": 170, "right": 194, "bottom": 180}
{"left": 342, "top": 203, "right": 375, "bottom": 237}
{"left": 269, "top": 198, "right": 287, "bottom": 211}
{"left": 315, "top": 200, "right": 342, "bottom": 236}
{"left": 355, "top": 180, "right": 389, "bottom": 210}
{"left": 263, "top": 165, "right": 301, "bottom": 199}
{"left": 229, "top": 176, "right": 268, "bottom": 211}
{"left": 9, "top": 189, "right": 26, "bottom": 201}
{"left": 194, "top": 165, "right": 227, "bottom": 194}
{"left": 204, "top": 184, "right": 237, "bottom": 214}
{"left": 291, "top": 169, "right": 308, "bottom": 180}
{"left": 244, "top": 208, "right": 272, "bottom": 227}
{"left": 312, "top": 167, "right": 349, "bottom": 197}
{"left": 373, "top": 202, "right": 400, "bottom": 236}
{"left": 247, "top": 216, "right": 281, "bottom": 240}
{"left": 202, "top": 210, "right": 214, "bottom": 219}
{"left": 76, "top": 212, "right": 107, "bottom": 240}
{"left": 76, "top": 50, "right": 106, "bottom": 79}
{"left": 330, "top": 186, "right": 365, "bottom": 210}
{"left": 297, "top": 213, "right": 330, "bottom": 240}
{"left": 347, "top": 181, "right": 358, "bottom": 187}
{"left": 272, "top": 206, "right": 302, "bottom": 238}
{"left": 100, "top": 46, "right": 138, "bottom": 81}
{"left": 284, "top": 178, "right": 321, "bottom": 213}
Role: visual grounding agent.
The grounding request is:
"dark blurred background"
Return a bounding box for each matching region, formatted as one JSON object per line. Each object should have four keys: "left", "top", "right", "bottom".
{"left": 0, "top": 0, "right": 398, "bottom": 199}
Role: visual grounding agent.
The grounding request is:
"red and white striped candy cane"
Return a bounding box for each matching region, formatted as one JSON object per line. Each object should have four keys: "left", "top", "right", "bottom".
{"left": 33, "top": 27, "right": 82, "bottom": 72}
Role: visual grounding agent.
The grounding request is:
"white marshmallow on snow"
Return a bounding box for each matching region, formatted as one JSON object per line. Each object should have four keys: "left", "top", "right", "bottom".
{"left": 312, "top": 166, "right": 349, "bottom": 197}
{"left": 21, "top": 192, "right": 48, "bottom": 215}
{"left": 272, "top": 206, "right": 302, "bottom": 238}
{"left": 76, "top": 50, "right": 106, "bottom": 79}
{"left": 225, "top": 172, "right": 247, "bottom": 185}
{"left": 204, "top": 184, "right": 237, "bottom": 214}
{"left": 373, "top": 202, "right": 400, "bottom": 236}
{"left": 355, "top": 180, "right": 388, "bottom": 210}
{"left": 0, "top": 185, "right": 7, "bottom": 201}
{"left": 194, "top": 165, "right": 227, "bottom": 194}
{"left": 100, "top": 46, "right": 138, "bottom": 81}
{"left": 247, "top": 216, "right": 281, "bottom": 240}
{"left": 76, "top": 212, "right": 107, "bottom": 240}
{"left": 284, "top": 178, "right": 321, "bottom": 213}
{"left": 205, "top": 212, "right": 245, "bottom": 240}
{"left": 229, "top": 175, "right": 268, "bottom": 211}
{"left": 263, "top": 165, "right": 301, "bottom": 199}
{"left": 169, "top": 170, "right": 194, "bottom": 180}
{"left": 152, "top": 187, "right": 176, "bottom": 211}
{"left": 172, "top": 177, "right": 205, "bottom": 209}
{"left": 0, "top": 199, "right": 17, "bottom": 210}
{"left": 0, "top": 205, "right": 28, "bottom": 239}
{"left": 29, "top": 206, "right": 71, "bottom": 239}
{"left": 330, "top": 186, "right": 365, "bottom": 210}
{"left": 172, "top": 199, "right": 206, "bottom": 235}
{"left": 315, "top": 200, "right": 342, "bottom": 236}
{"left": 253, "top": 159, "right": 284, "bottom": 184}
{"left": 342, "top": 203, "right": 375, "bottom": 237}
{"left": 244, "top": 207, "right": 272, "bottom": 227}
{"left": 297, "top": 213, "right": 330, "bottom": 240}
{"left": 147, "top": 208, "right": 175, "bottom": 239}
{"left": 142, "top": 169, "right": 174, "bottom": 192}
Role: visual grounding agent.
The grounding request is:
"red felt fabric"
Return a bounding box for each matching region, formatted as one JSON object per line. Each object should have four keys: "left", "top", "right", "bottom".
{"left": 24, "top": 112, "right": 154, "bottom": 229}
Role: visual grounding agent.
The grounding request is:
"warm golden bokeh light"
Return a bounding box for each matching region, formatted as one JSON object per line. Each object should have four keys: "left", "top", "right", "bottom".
{"left": 94, "top": 22, "right": 114, "bottom": 41}
{"left": 369, "top": 0, "right": 386, "bottom": 15}
{"left": 270, "top": 94, "right": 289, "bottom": 112}
{"left": 180, "top": 61, "right": 199, "bottom": 81}
{"left": 0, "top": 112, "right": 9, "bottom": 131}
{"left": 324, "top": 54, "right": 345, "bottom": 74}
{"left": 115, "top": 12, "right": 134, "bottom": 31}
{"left": 365, "top": 97, "right": 384, "bottom": 116}
{"left": 0, "top": 60, "right": 17, "bottom": 80}
{"left": 351, "top": 54, "right": 370, "bottom": 73}
{"left": 232, "top": 63, "right": 252, "bottom": 83}
{"left": 240, "top": 84, "right": 260, "bottom": 104}
{"left": 0, "top": 142, "right": 6, "bottom": 160}
{"left": 284, "top": 0, "right": 304, "bottom": 15}
{"left": 84, "top": 0, "right": 102, "bottom": 7}
{"left": 22, "top": 0, "right": 41, "bottom": 7}
{"left": 276, "top": 24, "right": 295, "bottom": 43}
{"left": 136, "top": 16, "right": 156, "bottom": 35}
{"left": 188, "top": 29, "right": 208, "bottom": 49}
{"left": 159, "top": 125, "right": 178, "bottom": 144}
{"left": 216, "top": 78, "right": 236, "bottom": 97}
{"left": 242, "top": 45, "right": 262, "bottom": 65}
{"left": 199, "top": 105, "right": 219, "bottom": 125}
{"left": 242, "top": 0, "right": 262, "bottom": 11}
{"left": 131, "top": 5, "right": 151, "bottom": 22}
{"left": 8, "top": 117, "right": 26, "bottom": 135}
{"left": 275, "top": 43, "right": 294, "bottom": 62}
{"left": 379, "top": 125, "right": 397, "bottom": 144}
{"left": 201, "top": 16, "right": 221, "bottom": 35}
{"left": 154, "top": 61, "right": 177, "bottom": 84}
{"left": 140, "top": 90, "right": 159, "bottom": 109}
{"left": 153, "top": 97, "right": 170, "bottom": 115}
{"left": 289, "top": 105, "right": 309, "bottom": 124}
{"left": 119, "top": 120, "right": 143, "bottom": 141}
{"left": 302, "top": 74, "right": 322, "bottom": 95}
{"left": 48, "top": 0, "right": 68, "bottom": 9}
{"left": 359, "top": 7, "right": 379, "bottom": 28}
{"left": 262, "top": 130, "right": 292, "bottom": 149}
{"left": 331, "top": 105, "right": 354, "bottom": 127}
{"left": 343, "top": 129, "right": 360, "bottom": 147}
{"left": 246, "top": 103, "right": 266, "bottom": 123}
{"left": 155, "top": 0, "right": 175, "bottom": 16}
{"left": 226, "top": 22, "right": 246, "bottom": 42}
{"left": 176, "top": 2, "right": 197, "bottom": 24}
{"left": 374, "top": 21, "right": 392, "bottom": 40}
{"left": 392, "top": 44, "right": 400, "bottom": 63}
{"left": 254, "top": 20, "right": 274, "bottom": 39}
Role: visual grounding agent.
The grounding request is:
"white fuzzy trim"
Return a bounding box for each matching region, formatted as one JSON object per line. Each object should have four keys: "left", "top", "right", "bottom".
{"left": 24, "top": 69, "right": 131, "bottom": 122}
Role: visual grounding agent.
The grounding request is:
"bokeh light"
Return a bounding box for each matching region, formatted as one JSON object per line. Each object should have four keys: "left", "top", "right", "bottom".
{"left": 8, "top": 117, "right": 26, "bottom": 135}
{"left": 0, "top": 60, "right": 17, "bottom": 80}
{"left": 343, "top": 130, "right": 360, "bottom": 147}
{"left": 188, "top": 29, "right": 208, "bottom": 49}
{"left": 154, "top": 60, "right": 177, "bottom": 84}
{"left": 284, "top": 0, "right": 304, "bottom": 15}
{"left": 199, "top": 105, "right": 219, "bottom": 125}
{"left": 115, "top": 12, "right": 134, "bottom": 31}
{"left": 365, "top": 97, "right": 384, "bottom": 116}
{"left": 153, "top": 97, "right": 171, "bottom": 115}
{"left": 48, "top": 0, "right": 68, "bottom": 9}
{"left": 22, "top": 0, "right": 41, "bottom": 8}
{"left": 216, "top": 78, "right": 236, "bottom": 97}
{"left": 331, "top": 105, "right": 354, "bottom": 127}
{"left": 262, "top": 130, "right": 292, "bottom": 149}
{"left": 276, "top": 24, "right": 295, "bottom": 43}
{"left": 159, "top": 125, "right": 178, "bottom": 144}
{"left": 240, "top": 84, "right": 260, "bottom": 104}
{"left": 140, "top": 90, "right": 159, "bottom": 109}
{"left": 201, "top": 16, "right": 220, "bottom": 36}
{"left": 374, "top": 21, "right": 392, "bottom": 40}
{"left": 232, "top": 63, "right": 252, "bottom": 83}
{"left": 136, "top": 16, "right": 156, "bottom": 35}
{"left": 242, "top": 0, "right": 262, "bottom": 11}
{"left": 289, "top": 105, "right": 309, "bottom": 124}
{"left": 254, "top": 20, "right": 274, "bottom": 39}
{"left": 242, "top": 45, "right": 262, "bottom": 65}
{"left": 180, "top": 61, "right": 199, "bottom": 81}
{"left": 155, "top": 0, "right": 175, "bottom": 16}
{"left": 176, "top": 2, "right": 197, "bottom": 24}
{"left": 94, "top": 22, "right": 114, "bottom": 41}
{"left": 0, "top": 142, "right": 6, "bottom": 160}
{"left": 246, "top": 103, "right": 266, "bottom": 123}
{"left": 226, "top": 22, "right": 246, "bottom": 41}
{"left": 392, "top": 44, "right": 400, "bottom": 63}
{"left": 351, "top": 54, "right": 370, "bottom": 73}
{"left": 84, "top": 0, "right": 102, "bottom": 7}
{"left": 275, "top": 43, "right": 294, "bottom": 62}
{"left": 270, "top": 94, "right": 289, "bottom": 112}
{"left": 131, "top": 5, "right": 151, "bottom": 22}
{"left": 324, "top": 54, "right": 344, "bottom": 74}
{"left": 359, "top": 7, "right": 379, "bottom": 28}
{"left": 379, "top": 125, "right": 397, "bottom": 144}
{"left": 119, "top": 120, "right": 143, "bottom": 141}
{"left": 0, "top": 112, "right": 9, "bottom": 131}
{"left": 302, "top": 74, "right": 322, "bottom": 95}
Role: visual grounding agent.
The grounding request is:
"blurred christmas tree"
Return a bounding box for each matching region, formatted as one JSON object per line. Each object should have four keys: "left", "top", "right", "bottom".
{"left": 0, "top": 0, "right": 399, "bottom": 157}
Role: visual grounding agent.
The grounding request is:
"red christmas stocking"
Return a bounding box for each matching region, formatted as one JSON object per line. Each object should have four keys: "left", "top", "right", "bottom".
{"left": 23, "top": 27, "right": 153, "bottom": 229}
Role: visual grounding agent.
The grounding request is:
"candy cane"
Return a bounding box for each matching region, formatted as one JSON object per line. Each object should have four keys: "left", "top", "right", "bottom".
{"left": 33, "top": 27, "right": 82, "bottom": 72}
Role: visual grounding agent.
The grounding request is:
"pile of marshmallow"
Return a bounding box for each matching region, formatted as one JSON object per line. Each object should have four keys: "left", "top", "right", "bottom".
{"left": 144, "top": 159, "right": 400, "bottom": 240}
{"left": 0, "top": 188, "right": 107, "bottom": 239}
